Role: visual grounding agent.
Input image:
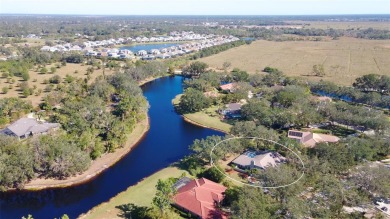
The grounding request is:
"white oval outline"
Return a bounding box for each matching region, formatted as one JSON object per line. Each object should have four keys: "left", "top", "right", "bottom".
{"left": 210, "top": 136, "right": 305, "bottom": 189}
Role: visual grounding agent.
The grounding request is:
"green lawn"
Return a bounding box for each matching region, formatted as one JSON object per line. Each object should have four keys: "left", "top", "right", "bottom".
{"left": 79, "top": 167, "right": 188, "bottom": 219}
{"left": 172, "top": 94, "right": 232, "bottom": 133}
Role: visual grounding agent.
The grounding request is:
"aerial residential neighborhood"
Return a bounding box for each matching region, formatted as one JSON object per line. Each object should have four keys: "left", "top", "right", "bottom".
{"left": 39, "top": 32, "right": 240, "bottom": 61}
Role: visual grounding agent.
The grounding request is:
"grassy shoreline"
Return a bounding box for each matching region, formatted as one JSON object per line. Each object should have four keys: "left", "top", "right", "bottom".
{"left": 78, "top": 166, "right": 188, "bottom": 219}
{"left": 172, "top": 94, "right": 231, "bottom": 133}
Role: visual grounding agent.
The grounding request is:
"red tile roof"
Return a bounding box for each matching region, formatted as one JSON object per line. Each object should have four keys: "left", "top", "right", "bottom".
{"left": 173, "top": 178, "right": 227, "bottom": 219}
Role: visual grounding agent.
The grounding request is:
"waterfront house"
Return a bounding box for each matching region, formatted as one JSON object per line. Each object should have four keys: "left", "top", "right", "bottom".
{"left": 219, "top": 103, "right": 242, "bottom": 118}
{"left": 173, "top": 177, "right": 227, "bottom": 219}
{"left": 150, "top": 49, "right": 160, "bottom": 55}
{"left": 137, "top": 50, "right": 148, "bottom": 56}
{"left": 231, "top": 151, "right": 286, "bottom": 170}
{"left": 1, "top": 118, "right": 60, "bottom": 140}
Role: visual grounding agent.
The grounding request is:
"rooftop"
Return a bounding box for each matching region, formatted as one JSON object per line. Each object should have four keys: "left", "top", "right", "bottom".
{"left": 231, "top": 150, "right": 286, "bottom": 169}
{"left": 1, "top": 118, "right": 59, "bottom": 138}
{"left": 173, "top": 178, "right": 227, "bottom": 219}
{"left": 288, "top": 130, "right": 340, "bottom": 147}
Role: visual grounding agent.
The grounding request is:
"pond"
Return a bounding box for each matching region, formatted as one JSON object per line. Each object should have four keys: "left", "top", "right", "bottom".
{"left": 0, "top": 76, "right": 223, "bottom": 219}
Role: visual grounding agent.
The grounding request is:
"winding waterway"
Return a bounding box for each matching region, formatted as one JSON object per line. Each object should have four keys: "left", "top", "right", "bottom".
{"left": 0, "top": 76, "right": 223, "bottom": 219}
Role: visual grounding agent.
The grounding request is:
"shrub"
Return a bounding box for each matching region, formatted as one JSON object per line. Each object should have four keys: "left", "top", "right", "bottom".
{"left": 49, "top": 75, "right": 61, "bottom": 84}
{"left": 2, "top": 87, "right": 9, "bottom": 94}
{"left": 40, "top": 67, "right": 48, "bottom": 74}
{"left": 21, "top": 72, "right": 30, "bottom": 81}
{"left": 64, "top": 74, "right": 75, "bottom": 83}
{"left": 50, "top": 67, "right": 56, "bottom": 74}
{"left": 45, "top": 84, "right": 53, "bottom": 92}
{"left": 22, "top": 87, "right": 31, "bottom": 97}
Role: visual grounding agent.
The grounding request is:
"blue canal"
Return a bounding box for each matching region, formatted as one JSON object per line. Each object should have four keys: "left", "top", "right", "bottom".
{"left": 0, "top": 76, "right": 223, "bottom": 219}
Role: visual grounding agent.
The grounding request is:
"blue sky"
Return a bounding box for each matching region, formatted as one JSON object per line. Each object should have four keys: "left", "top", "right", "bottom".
{"left": 1, "top": 0, "right": 389, "bottom": 15}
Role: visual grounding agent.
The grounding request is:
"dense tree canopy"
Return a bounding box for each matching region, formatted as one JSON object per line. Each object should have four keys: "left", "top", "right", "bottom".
{"left": 179, "top": 88, "right": 211, "bottom": 113}
{"left": 0, "top": 62, "right": 158, "bottom": 189}
{"left": 182, "top": 61, "right": 208, "bottom": 77}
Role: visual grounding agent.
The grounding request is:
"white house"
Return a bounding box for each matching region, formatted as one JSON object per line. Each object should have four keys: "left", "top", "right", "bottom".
{"left": 137, "top": 50, "right": 148, "bottom": 56}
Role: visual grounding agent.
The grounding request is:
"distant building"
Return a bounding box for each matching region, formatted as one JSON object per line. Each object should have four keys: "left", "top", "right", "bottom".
{"left": 219, "top": 83, "right": 237, "bottom": 92}
{"left": 219, "top": 103, "right": 242, "bottom": 118}
{"left": 173, "top": 177, "right": 227, "bottom": 219}
{"left": 231, "top": 151, "right": 286, "bottom": 170}
{"left": 1, "top": 118, "right": 60, "bottom": 140}
{"left": 137, "top": 50, "right": 148, "bottom": 56}
{"left": 287, "top": 130, "right": 340, "bottom": 148}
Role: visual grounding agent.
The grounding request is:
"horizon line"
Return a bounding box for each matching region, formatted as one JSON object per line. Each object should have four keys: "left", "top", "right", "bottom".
{"left": 1, "top": 13, "right": 390, "bottom": 17}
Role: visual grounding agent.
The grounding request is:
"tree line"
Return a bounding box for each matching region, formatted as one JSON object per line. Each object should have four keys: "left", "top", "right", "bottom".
{"left": 311, "top": 75, "right": 390, "bottom": 109}
{"left": 189, "top": 40, "right": 249, "bottom": 60}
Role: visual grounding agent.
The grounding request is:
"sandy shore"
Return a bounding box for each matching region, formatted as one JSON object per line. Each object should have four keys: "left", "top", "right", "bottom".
{"left": 22, "top": 116, "right": 149, "bottom": 191}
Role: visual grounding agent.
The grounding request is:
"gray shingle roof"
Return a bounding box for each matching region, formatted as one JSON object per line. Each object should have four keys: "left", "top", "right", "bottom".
{"left": 227, "top": 103, "right": 242, "bottom": 111}
{"left": 232, "top": 151, "right": 286, "bottom": 169}
{"left": 3, "top": 118, "right": 59, "bottom": 138}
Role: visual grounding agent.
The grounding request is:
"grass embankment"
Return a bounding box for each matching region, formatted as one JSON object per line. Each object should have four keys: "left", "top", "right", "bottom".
{"left": 79, "top": 167, "right": 188, "bottom": 219}
{"left": 199, "top": 37, "right": 390, "bottom": 86}
{"left": 172, "top": 94, "right": 232, "bottom": 133}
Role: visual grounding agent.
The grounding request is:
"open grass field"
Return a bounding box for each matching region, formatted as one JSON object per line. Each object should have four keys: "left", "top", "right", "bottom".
{"left": 0, "top": 63, "right": 114, "bottom": 106}
{"left": 200, "top": 37, "right": 390, "bottom": 86}
{"left": 300, "top": 21, "right": 390, "bottom": 31}
{"left": 79, "top": 167, "right": 187, "bottom": 219}
{"left": 172, "top": 94, "right": 232, "bottom": 133}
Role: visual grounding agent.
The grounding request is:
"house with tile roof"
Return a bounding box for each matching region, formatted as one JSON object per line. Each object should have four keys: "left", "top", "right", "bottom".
{"left": 173, "top": 178, "right": 227, "bottom": 219}
{"left": 288, "top": 130, "right": 340, "bottom": 148}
